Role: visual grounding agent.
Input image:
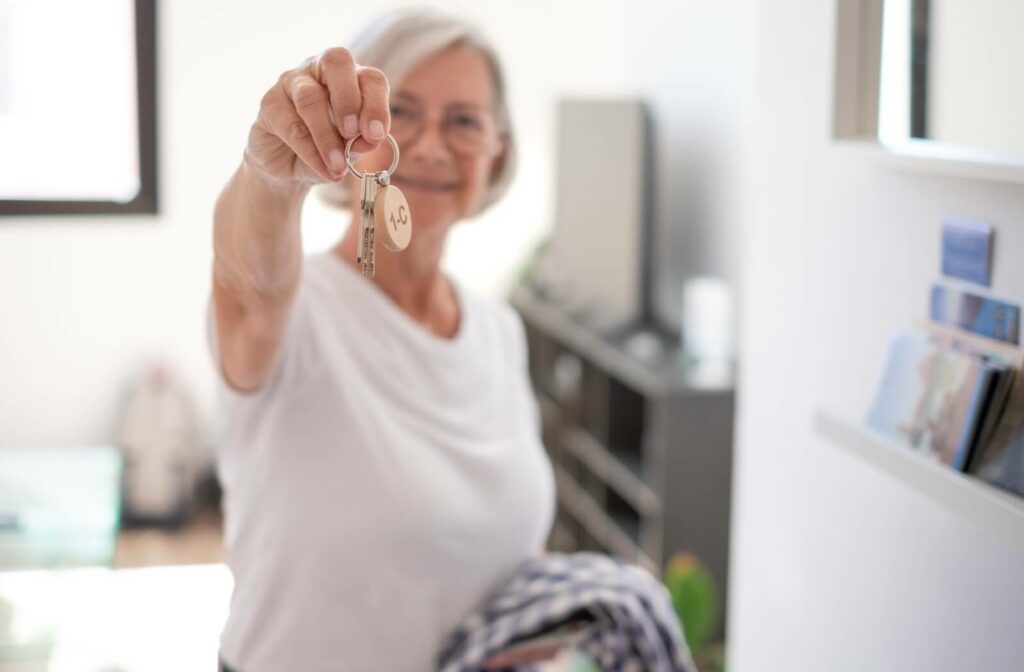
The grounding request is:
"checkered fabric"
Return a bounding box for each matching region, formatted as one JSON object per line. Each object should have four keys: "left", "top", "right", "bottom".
{"left": 436, "top": 552, "right": 697, "bottom": 672}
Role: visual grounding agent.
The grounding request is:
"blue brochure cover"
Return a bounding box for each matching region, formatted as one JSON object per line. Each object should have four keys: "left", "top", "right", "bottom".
{"left": 930, "top": 284, "right": 1020, "bottom": 345}
{"left": 941, "top": 218, "right": 993, "bottom": 286}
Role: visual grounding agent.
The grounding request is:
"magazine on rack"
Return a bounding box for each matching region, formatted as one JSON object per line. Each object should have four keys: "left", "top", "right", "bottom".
{"left": 923, "top": 324, "right": 1024, "bottom": 496}
{"left": 866, "top": 329, "right": 1009, "bottom": 469}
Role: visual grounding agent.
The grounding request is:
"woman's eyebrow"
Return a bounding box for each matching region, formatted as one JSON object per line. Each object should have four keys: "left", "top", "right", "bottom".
{"left": 391, "top": 91, "right": 488, "bottom": 112}
{"left": 445, "top": 102, "right": 488, "bottom": 112}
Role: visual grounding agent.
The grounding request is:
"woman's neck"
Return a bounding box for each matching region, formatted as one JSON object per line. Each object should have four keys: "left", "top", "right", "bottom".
{"left": 332, "top": 224, "right": 460, "bottom": 338}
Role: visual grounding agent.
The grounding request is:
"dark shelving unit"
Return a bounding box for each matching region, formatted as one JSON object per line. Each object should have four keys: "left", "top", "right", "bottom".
{"left": 512, "top": 289, "right": 736, "bottom": 637}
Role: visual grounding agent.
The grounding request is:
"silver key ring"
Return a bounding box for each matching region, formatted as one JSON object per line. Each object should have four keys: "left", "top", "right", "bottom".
{"left": 344, "top": 133, "right": 400, "bottom": 179}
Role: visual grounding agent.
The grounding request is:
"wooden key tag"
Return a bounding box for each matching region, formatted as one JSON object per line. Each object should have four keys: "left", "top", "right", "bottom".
{"left": 374, "top": 184, "right": 412, "bottom": 251}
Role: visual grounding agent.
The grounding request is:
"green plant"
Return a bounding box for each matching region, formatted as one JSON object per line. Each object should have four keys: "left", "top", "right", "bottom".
{"left": 514, "top": 236, "right": 551, "bottom": 290}
{"left": 664, "top": 552, "right": 718, "bottom": 657}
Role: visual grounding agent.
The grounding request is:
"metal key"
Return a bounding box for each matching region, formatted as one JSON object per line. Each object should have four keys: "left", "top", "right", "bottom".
{"left": 345, "top": 134, "right": 408, "bottom": 280}
{"left": 358, "top": 171, "right": 380, "bottom": 278}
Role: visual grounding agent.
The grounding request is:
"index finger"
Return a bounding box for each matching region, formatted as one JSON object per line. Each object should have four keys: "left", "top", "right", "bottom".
{"left": 312, "top": 47, "right": 362, "bottom": 141}
{"left": 353, "top": 66, "right": 391, "bottom": 154}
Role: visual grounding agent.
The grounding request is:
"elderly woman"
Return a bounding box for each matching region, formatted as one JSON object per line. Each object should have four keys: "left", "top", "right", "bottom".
{"left": 207, "top": 7, "right": 555, "bottom": 672}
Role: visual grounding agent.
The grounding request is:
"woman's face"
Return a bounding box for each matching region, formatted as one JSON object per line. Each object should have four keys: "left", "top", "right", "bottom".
{"left": 347, "top": 46, "right": 505, "bottom": 231}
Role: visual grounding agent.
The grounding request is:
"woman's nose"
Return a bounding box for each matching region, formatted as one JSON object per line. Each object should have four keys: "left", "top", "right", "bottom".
{"left": 406, "top": 118, "right": 452, "bottom": 165}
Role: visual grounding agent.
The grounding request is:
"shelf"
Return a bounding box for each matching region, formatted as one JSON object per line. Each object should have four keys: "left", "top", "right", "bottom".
{"left": 512, "top": 290, "right": 732, "bottom": 397}
{"left": 520, "top": 287, "right": 734, "bottom": 638}
{"left": 607, "top": 509, "right": 641, "bottom": 549}
{"left": 562, "top": 427, "right": 660, "bottom": 516}
{"left": 549, "top": 519, "right": 575, "bottom": 553}
{"left": 536, "top": 390, "right": 560, "bottom": 423}
{"left": 552, "top": 463, "right": 656, "bottom": 572}
{"left": 814, "top": 411, "right": 1024, "bottom": 557}
{"left": 553, "top": 464, "right": 602, "bottom": 538}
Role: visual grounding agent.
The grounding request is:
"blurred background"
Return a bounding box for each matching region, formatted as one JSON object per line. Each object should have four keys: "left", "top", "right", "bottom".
{"left": 3, "top": 0, "right": 1024, "bottom": 670}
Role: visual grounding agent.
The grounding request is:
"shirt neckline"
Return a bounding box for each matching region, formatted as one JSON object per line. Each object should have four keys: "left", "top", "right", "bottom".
{"left": 314, "top": 250, "right": 470, "bottom": 352}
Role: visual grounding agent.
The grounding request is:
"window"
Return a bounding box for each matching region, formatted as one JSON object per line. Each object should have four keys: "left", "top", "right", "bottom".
{"left": 0, "top": 0, "right": 157, "bottom": 215}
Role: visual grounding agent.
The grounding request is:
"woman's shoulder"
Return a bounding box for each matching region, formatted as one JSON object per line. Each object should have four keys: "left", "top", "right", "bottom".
{"left": 454, "top": 280, "right": 527, "bottom": 358}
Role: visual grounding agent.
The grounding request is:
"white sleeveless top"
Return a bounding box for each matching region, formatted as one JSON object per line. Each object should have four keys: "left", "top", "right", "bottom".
{"left": 205, "top": 251, "right": 555, "bottom": 672}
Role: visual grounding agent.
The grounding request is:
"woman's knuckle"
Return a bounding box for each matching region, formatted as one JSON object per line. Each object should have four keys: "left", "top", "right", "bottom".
{"left": 314, "top": 130, "right": 338, "bottom": 148}
{"left": 359, "top": 66, "right": 387, "bottom": 87}
{"left": 259, "top": 88, "right": 276, "bottom": 111}
{"left": 276, "top": 68, "right": 293, "bottom": 85}
{"left": 287, "top": 120, "right": 311, "bottom": 142}
{"left": 292, "top": 81, "right": 325, "bottom": 110}
{"left": 322, "top": 47, "right": 354, "bottom": 69}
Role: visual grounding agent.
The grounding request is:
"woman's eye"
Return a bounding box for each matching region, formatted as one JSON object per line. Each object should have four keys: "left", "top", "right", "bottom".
{"left": 452, "top": 114, "right": 482, "bottom": 128}
{"left": 390, "top": 105, "right": 415, "bottom": 118}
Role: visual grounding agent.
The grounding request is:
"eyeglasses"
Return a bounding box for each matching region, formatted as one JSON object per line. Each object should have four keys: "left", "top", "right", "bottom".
{"left": 388, "top": 95, "right": 502, "bottom": 157}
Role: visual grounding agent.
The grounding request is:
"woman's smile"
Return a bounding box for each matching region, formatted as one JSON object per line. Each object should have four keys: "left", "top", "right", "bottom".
{"left": 392, "top": 174, "right": 462, "bottom": 193}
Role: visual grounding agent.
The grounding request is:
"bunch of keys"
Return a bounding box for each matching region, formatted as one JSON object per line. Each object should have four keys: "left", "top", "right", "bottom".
{"left": 345, "top": 133, "right": 412, "bottom": 279}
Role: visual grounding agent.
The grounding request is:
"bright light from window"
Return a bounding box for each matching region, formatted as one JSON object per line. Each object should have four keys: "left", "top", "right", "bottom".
{"left": 878, "top": 0, "right": 911, "bottom": 146}
{"left": 0, "top": 0, "right": 140, "bottom": 202}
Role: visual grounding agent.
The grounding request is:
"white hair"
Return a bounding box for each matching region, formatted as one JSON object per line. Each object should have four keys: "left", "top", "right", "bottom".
{"left": 317, "top": 7, "right": 516, "bottom": 216}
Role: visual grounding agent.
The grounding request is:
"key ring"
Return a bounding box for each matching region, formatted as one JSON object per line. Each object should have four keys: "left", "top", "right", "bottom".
{"left": 344, "top": 133, "right": 400, "bottom": 178}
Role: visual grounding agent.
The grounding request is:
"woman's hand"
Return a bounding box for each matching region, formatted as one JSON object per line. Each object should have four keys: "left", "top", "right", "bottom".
{"left": 481, "top": 641, "right": 563, "bottom": 669}
{"left": 244, "top": 47, "right": 391, "bottom": 190}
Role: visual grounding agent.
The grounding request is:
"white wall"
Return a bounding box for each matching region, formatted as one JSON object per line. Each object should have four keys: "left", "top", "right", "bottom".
{"left": 730, "top": 1, "right": 1024, "bottom": 669}
{"left": 618, "top": 0, "right": 755, "bottom": 332}
{"left": 0, "top": 0, "right": 628, "bottom": 452}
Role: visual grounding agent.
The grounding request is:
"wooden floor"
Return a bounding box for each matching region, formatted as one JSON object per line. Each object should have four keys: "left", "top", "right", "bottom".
{"left": 113, "top": 508, "right": 225, "bottom": 568}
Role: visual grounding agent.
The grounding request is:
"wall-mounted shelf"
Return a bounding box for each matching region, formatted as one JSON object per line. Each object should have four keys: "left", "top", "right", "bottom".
{"left": 814, "top": 411, "right": 1024, "bottom": 557}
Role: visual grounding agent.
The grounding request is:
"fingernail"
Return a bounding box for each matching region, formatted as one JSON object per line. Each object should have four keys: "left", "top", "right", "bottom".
{"left": 343, "top": 115, "right": 358, "bottom": 138}
{"left": 368, "top": 120, "right": 384, "bottom": 141}
{"left": 329, "top": 149, "right": 345, "bottom": 173}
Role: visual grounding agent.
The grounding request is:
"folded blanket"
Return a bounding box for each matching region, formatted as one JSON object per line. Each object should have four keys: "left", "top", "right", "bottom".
{"left": 437, "top": 552, "right": 697, "bottom": 672}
